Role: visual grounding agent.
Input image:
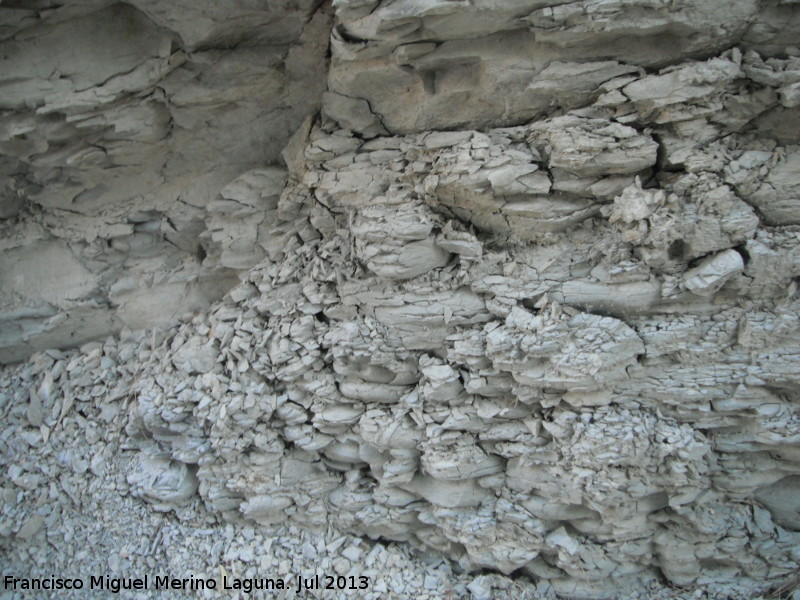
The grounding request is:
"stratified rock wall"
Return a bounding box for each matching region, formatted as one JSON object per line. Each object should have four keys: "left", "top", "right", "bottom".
{"left": 1, "top": 1, "right": 800, "bottom": 598}
{"left": 0, "top": 1, "right": 331, "bottom": 362}
{"left": 326, "top": 0, "right": 798, "bottom": 133}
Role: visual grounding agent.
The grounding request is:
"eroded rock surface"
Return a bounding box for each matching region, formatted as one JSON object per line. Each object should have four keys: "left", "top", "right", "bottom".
{"left": 0, "top": 1, "right": 331, "bottom": 362}
{"left": 2, "top": 1, "right": 800, "bottom": 598}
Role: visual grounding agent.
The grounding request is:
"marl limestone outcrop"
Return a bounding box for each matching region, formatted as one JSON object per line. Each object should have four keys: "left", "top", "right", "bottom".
{"left": 0, "top": 0, "right": 331, "bottom": 362}
{"left": 1, "top": 1, "right": 800, "bottom": 598}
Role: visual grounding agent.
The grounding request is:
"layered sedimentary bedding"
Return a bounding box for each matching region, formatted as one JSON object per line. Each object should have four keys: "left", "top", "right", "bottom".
{"left": 0, "top": 0, "right": 331, "bottom": 362}
{"left": 2, "top": 1, "right": 800, "bottom": 598}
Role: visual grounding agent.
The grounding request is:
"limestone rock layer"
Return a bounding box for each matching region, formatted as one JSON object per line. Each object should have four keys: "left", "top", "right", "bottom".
{"left": 0, "top": 0, "right": 331, "bottom": 362}
{"left": 2, "top": 1, "right": 800, "bottom": 598}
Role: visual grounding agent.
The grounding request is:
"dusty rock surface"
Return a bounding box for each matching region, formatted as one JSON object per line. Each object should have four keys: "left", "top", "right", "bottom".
{"left": 2, "top": 0, "right": 800, "bottom": 599}
{"left": 0, "top": 1, "right": 331, "bottom": 362}
{"left": 0, "top": 333, "right": 792, "bottom": 600}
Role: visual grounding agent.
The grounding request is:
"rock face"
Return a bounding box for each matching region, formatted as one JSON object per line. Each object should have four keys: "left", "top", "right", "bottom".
{"left": 326, "top": 0, "right": 798, "bottom": 133}
{"left": 3, "top": 1, "right": 800, "bottom": 598}
{"left": 0, "top": 0, "right": 331, "bottom": 362}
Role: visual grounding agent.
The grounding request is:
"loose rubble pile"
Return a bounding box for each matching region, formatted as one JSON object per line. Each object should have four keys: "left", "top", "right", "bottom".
{"left": 3, "top": 0, "right": 800, "bottom": 598}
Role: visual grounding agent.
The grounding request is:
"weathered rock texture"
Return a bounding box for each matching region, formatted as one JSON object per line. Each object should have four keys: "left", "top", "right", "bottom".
{"left": 2, "top": 1, "right": 800, "bottom": 598}
{"left": 0, "top": 0, "right": 331, "bottom": 362}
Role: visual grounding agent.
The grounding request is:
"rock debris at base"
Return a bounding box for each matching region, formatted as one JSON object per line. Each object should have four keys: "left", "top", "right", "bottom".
{"left": 0, "top": 340, "right": 791, "bottom": 600}
{"left": 2, "top": 0, "right": 800, "bottom": 599}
